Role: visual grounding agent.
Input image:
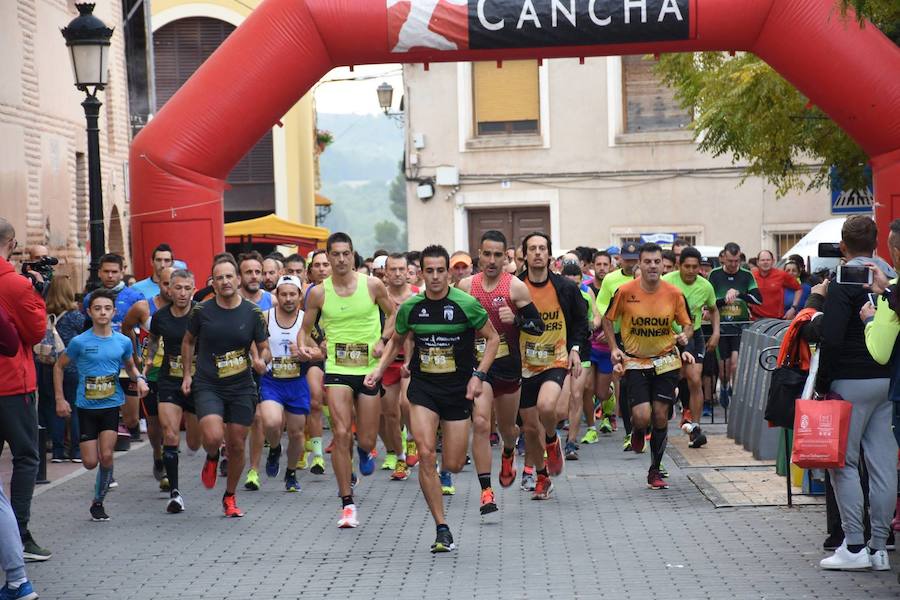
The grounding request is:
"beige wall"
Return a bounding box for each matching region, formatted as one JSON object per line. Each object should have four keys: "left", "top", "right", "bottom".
{"left": 0, "top": 1, "right": 131, "bottom": 289}
{"left": 405, "top": 57, "right": 833, "bottom": 256}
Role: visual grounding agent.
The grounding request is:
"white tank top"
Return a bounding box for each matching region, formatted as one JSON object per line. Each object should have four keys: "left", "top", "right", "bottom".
{"left": 267, "top": 308, "right": 304, "bottom": 379}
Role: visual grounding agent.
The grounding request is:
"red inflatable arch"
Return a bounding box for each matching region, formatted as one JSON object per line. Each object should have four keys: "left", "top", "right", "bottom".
{"left": 129, "top": 0, "right": 900, "bottom": 278}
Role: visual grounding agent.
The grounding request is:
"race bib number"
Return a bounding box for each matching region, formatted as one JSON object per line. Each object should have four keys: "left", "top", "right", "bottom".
{"left": 215, "top": 350, "right": 248, "bottom": 378}
{"left": 524, "top": 341, "right": 556, "bottom": 367}
{"left": 419, "top": 347, "right": 456, "bottom": 374}
{"left": 720, "top": 303, "right": 744, "bottom": 319}
{"left": 335, "top": 343, "right": 369, "bottom": 367}
{"left": 475, "top": 335, "right": 510, "bottom": 361}
{"left": 167, "top": 354, "right": 194, "bottom": 378}
{"left": 84, "top": 375, "right": 116, "bottom": 400}
{"left": 652, "top": 352, "right": 681, "bottom": 375}
{"left": 272, "top": 356, "right": 301, "bottom": 379}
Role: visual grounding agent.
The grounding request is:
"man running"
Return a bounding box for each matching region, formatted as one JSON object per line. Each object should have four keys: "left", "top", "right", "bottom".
{"left": 261, "top": 256, "right": 283, "bottom": 293}
{"left": 604, "top": 243, "right": 694, "bottom": 490}
{"left": 259, "top": 276, "right": 318, "bottom": 493}
{"left": 54, "top": 289, "right": 148, "bottom": 520}
{"left": 458, "top": 231, "right": 543, "bottom": 513}
{"left": 132, "top": 244, "right": 174, "bottom": 300}
{"left": 517, "top": 232, "right": 589, "bottom": 499}
{"left": 560, "top": 262, "right": 596, "bottom": 460}
{"left": 365, "top": 244, "right": 499, "bottom": 552}
{"left": 587, "top": 249, "right": 615, "bottom": 437}
{"left": 299, "top": 233, "right": 395, "bottom": 529}
{"left": 662, "top": 247, "right": 720, "bottom": 449}
{"left": 300, "top": 249, "right": 331, "bottom": 475}
{"left": 145, "top": 268, "right": 202, "bottom": 513}
{"left": 181, "top": 254, "right": 269, "bottom": 517}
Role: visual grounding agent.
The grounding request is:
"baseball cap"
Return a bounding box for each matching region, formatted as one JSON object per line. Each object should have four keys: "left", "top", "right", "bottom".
{"left": 451, "top": 253, "right": 472, "bottom": 268}
{"left": 372, "top": 255, "right": 388, "bottom": 270}
{"left": 275, "top": 275, "right": 303, "bottom": 290}
{"left": 606, "top": 245, "right": 621, "bottom": 256}
{"left": 621, "top": 242, "right": 640, "bottom": 260}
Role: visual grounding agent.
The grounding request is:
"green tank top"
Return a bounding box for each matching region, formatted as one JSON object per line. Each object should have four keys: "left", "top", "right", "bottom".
{"left": 321, "top": 273, "right": 381, "bottom": 375}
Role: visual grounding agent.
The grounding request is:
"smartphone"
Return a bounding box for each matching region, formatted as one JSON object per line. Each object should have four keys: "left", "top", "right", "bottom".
{"left": 867, "top": 292, "right": 878, "bottom": 306}
{"left": 836, "top": 265, "right": 873, "bottom": 285}
{"left": 818, "top": 242, "right": 843, "bottom": 258}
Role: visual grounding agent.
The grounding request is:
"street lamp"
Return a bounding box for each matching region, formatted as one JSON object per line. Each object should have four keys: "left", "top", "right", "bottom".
{"left": 61, "top": 3, "right": 114, "bottom": 291}
{"left": 376, "top": 81, "right": 404, "bottom": 124}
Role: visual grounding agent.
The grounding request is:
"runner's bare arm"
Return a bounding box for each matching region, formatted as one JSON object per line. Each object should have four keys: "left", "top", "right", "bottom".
{"left": 124, "top": 355, "right": 149, "bottom": 398}
{"left": 143, "top": 332, "right": 160, "bottom": 378}
{"left": 370, "top": 277, "right": 396, "bottom": 357}
{"left": 456, "top": 276, "right": 472, "bottom": 294}
{"left": 122, "top": 300, "right": 149, "bottom": 362}
{"left": 364, "top": 330, "right": 410, "bottom": 389}
{"left": 706, "top": 304, "right": 721, "bottom": 351}
{"left": 468, "top": 320, "right": 500, "bottom": 400}
{"left": 508, "top": 277, "right": 544, "bottom": 335}
{"left": 253, "top": 340, "right": 270, "bottom": 373}
{"left": 53, "top": 353, "right": 71, "bottom": 417}
{"left": 181, "top": 330, "right": 196, "bottom": 395}
{"left": 298, "top": 285, "right": 324, "bottom": 358}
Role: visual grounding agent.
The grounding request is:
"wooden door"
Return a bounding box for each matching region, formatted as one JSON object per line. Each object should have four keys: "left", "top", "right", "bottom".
{"left": 467, "top": 207, "right": 550, "bottom": 255}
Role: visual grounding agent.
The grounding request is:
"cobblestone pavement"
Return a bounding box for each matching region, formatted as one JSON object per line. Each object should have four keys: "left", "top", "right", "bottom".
{"left": 21, "top": 425, "right": 900, "bottom": 599}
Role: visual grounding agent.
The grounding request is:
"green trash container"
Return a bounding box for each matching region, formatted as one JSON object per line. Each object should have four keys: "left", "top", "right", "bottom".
{"left": 776, "top": 428, "right": 793, "bottom": 477}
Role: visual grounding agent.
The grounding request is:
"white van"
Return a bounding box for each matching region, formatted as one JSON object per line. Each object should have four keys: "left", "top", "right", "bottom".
{"left": 775, "top": 217, "right": 846, "bottom": 275}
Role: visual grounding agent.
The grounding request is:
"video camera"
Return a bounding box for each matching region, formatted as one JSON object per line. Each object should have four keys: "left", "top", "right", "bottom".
{"left": 21, "top": 256, "right": 58, "bottom": 295}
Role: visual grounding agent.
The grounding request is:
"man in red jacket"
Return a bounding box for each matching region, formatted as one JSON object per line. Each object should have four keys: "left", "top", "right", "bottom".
{"left": 750, "top": 250, "right": 802, "bottom": 320}
{"left": 0, "top": 218, "right": 51, "bottom": 562}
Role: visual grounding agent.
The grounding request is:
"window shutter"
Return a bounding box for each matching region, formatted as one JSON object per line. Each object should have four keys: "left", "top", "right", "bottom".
{"left": 622, "top": 55, "right": 690, "bottom": 133}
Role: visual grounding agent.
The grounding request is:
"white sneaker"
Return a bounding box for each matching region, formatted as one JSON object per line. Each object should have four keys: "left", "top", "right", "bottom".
{"left": 337, "top": 504, "right": 359, "bottom": 528}
{"left": 166, "top": 493, "right": 185, "bottom": 514}
{"left": 820, "top": 542, "right": 872, "bottom": 570}
{"left": 870, "top": 549, "right": 890, "bottom": 571}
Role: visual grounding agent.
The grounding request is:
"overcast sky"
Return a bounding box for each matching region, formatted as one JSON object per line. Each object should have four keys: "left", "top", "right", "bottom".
{"left": 315, "top": 64, "right": 404, "bottom": 114}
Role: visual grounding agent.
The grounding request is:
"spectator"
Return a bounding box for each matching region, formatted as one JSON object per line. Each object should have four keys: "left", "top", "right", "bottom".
{"left": 0, "top": 218, "right": 51, "bottom": 562}
{"left": 750, "top": 250, "right": 802, "bottom": 320}
{"left": 817, "top": 215, "right": 897, "bottom": 571}
{"left": 782, "top": 259, "right": 812, "bottom": 316}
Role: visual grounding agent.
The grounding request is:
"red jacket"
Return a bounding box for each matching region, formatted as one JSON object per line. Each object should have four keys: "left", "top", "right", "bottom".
{"left": 750, "top": 267, "right": 801, "bottom": 320}
{"left": 0, "top": 258, "right": 47, "bottom": 395}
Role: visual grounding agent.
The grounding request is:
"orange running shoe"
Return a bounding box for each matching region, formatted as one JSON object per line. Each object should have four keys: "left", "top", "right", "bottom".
{"left": 222, "top": 494, "right": 244, "bottom": 517}
{"left": 545, "top": 437, "right": 564, "bottom": 477}
{"left": 201, "top": 455, "right": 218, "bottom": 489}
{"left": 390, "top": 460, "right": 410, "bottom": 481}
{"left": 499, "top": 451, "right": 516, "bottom": 488}
{"left": 405, "top": 440, "right": 419, "bottom": 467}
{"left": 325, "top": 439, "right": 334, "bottom": 454}
{"left": 480, "top": 488, "right": 498, "bottom": 515}
{"left": 680, "top": 408, "right": 693, "bottom": 429}
{"left": 631, "top": 429, "right": 646, "bottom": 453}
{"left": 532, "top": 474, "right": 554, "bottom": 500}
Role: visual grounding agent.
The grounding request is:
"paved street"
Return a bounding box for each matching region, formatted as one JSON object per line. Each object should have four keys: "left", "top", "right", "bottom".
{"left": 20, "top": 424, "right": 900, "bottom": 599}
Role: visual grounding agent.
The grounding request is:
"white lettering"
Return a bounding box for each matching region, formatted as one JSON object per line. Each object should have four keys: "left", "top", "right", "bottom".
{"left": 588, "top": 0, "right": 611, "bottom": 26}
{"left": 624, "top": 0, "right": 647, "bottom": 24}
{"left": 658, "top": 0, "right": 684, "bottom": 21}
{"left": 551, "top": 0, "right": 576, "bottom": 27}
{"left": 517, "top": 0, "right": 542, "bottom": 29}
{"left": 477, "top": 0, "right": 504, "bottom": 31}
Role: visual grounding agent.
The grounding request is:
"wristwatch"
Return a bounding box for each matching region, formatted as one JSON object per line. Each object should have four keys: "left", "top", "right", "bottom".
{"left": 472, "top": 370, "right": 488, "bottom": 382}
{"left": 380, "top": 336, "right": 390, "bottom": 344}
{"left": 570, "top": 345, "right": 580, "bottom": 354}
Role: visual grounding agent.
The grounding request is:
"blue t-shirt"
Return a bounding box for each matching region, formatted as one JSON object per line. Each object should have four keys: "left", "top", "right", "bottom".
{"left": 64, "top": 329, "right": 133, "bottom": 409}
{"left": 131, "top": 277, "right": 159, "bottom": 301}
{"left": 83, "top": 285, "right": 145, "bottom": 334}
{"left": 250, "top": 291, "right": 273, "bottom": 311}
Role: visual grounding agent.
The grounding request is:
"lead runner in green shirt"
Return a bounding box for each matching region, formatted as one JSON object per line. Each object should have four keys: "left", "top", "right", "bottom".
{"left": 366, "top": 245, "right": 500, "bottom": 554}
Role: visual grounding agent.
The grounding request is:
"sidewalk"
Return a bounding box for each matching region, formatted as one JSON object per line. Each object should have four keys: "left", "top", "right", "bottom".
{"left": 12, "top": 425, "right": 900, "bottom": 599}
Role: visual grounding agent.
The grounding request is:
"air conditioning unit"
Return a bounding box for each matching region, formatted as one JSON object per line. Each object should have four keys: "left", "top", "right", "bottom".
{"left": 435, "top": 166, "right": 459, "bottom": 186}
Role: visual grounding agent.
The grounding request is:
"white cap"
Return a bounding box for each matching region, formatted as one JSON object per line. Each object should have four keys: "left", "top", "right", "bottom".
{"left": 372, "top": 255, "right": 388, "bottom": 270}
{"left": 276, "top": 275, "right": 303, "bottom": 291}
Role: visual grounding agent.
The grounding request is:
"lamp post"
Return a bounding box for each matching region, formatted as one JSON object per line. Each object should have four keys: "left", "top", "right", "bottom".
{"left": 376, "top": 81, "right": 404, "bottom": 124}
{"left": 61, "top": 3, "right": 114, "bottom": 291}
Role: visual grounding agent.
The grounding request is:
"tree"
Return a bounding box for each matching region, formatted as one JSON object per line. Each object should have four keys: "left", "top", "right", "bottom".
{"left": 374, "top": 220, "right": 402, "bottom": 252}
{"left": 653, "top": 0, "right": 899, "bottom": 196}
{"left": 388, "top": 160, "right": 408, "bottom": 247}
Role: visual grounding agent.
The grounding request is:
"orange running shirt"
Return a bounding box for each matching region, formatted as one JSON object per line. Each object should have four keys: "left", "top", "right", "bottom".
{"left": 520, "top": 278, "right": 569, "bottom": 377}
{"left": 606, "top": 278, "right": 691, "bottom": 373}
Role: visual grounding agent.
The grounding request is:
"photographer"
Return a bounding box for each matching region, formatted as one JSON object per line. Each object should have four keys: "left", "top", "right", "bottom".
{"left": 0, "top": 218, "right": 52, "bottom": 562}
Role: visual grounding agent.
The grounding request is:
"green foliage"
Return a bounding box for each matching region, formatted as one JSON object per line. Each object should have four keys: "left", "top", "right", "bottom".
{"left": 374, "top": 220, "right": 403, "bottom": 252}
{"left": 389, "top": 160, "right": 407, "bottom": 222}
{"left": 653, "top": 1, "right": 898, "bottom": 196}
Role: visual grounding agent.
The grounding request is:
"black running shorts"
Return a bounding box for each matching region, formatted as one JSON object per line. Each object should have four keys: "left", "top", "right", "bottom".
{"left": 407, "top": 377, "right": 472, "bottom": 422}
{"left": 623, "top": 368, "right": 680, "bottom": 408}
{"left": 520, "top": 368, "right": 567, "bottom": 410}
{"left": 78, "top": 406, "right": 121, "bottom": 442}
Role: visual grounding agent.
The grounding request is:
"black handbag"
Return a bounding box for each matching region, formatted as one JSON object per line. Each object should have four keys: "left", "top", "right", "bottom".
{"left": 764, "top": 332, "right": 808, "bottom": 429}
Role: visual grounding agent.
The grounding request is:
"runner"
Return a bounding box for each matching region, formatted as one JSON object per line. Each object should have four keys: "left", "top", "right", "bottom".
{"left": 300, "top": 249, "right": 331, "bottom": 475}
{"left": 258, "top": 275, "right": 318, "bottom": 493}
{"left": 180, "top": 254, "right": 269, "bottom": 517}
{"left": 517, "top": 232, "right": 589, "bottom": 499}
{"left": 588, "top": 249, "right": 615, "bottom": 438}
{"left": 406, "top": 251, "right": 425, "bottom": 288}
{"left": 54, "top": 289, "right": 149, "bottom": 520}
{"left": 365, "top": 244, "right": 499, "bottom": 552}
{"left": 662, "top": 247, "right": 720, "bottom": 449}
{"left": 261, "top": 256, "right": 283, "bottom": 293}
{"left": 299, "top": 232, "right": 396, "bottom": 529}
{"left": 132, "top": 244, "right": 174, "bottom": 300}
{"left": 560, "top": 262, "right": 595, "bottom": 460}
{"left": 145, "top": 268, "right": 203, "bottom": 513}
{"left": 458, "top": 231, "right": 543, "bottom": 513}
{"left": 603, "top": 243, "right": 694, "bottom": 490}
{"left": 708, "top": 242, "right": 762, "bottom": 406}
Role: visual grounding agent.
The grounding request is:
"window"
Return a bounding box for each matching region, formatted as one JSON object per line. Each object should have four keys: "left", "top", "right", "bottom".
{"left": 773, "top": 232, "right": 805, "bottom": 259}
{"left": 677, "top": 234, "right": 697, "bottom": 246}
{"left": 619, "top": 236, "right": 642, "bottom": 246}
{"left": 622, "top": 55, "right": 691, "bottom": 134}
{"left": 473, "top": 60, "right": 539, "bottom": 136}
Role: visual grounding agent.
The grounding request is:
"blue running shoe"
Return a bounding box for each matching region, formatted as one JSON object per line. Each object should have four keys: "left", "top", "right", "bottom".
{"left": 718, "top": 386, "right": 731, "bottom": 409}
{"left": 702, "top": 403, "right": 713, "bottom": 418}
{"left": 351, "top": 472, "right": 358, "bottom": 488}
{"left": 266, "top": 444, "right": 282, "bottom": 478}
{"left": 0, "top": 580, "right": 38, "bottom": 600}
{"left": 357, "top": 446, "right": 375, "bottom": 476}
{"left": 284, "top": 472, "right": 300, "bottom": 493}
{"left": 439, "top": 470, "right": 455, "bottom": 495}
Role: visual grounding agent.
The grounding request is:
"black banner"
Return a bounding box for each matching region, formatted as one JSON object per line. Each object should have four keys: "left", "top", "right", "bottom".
{"left": 468, "top": 0, "right": 690, "bottom": 49}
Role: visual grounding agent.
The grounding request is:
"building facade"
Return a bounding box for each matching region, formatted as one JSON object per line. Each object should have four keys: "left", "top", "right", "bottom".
{"left": 403, "top": 56, "right": 836, "bottom": 258}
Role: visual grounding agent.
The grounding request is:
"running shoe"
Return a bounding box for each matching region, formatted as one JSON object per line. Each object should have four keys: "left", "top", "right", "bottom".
{"left": 431, "top": 528, "right": 455, "bottom": 553}
{"left": 243, "top": 468, "right": 260, "bottom": 491}
{"left": 297, "top": 452, "right": 308, "bottom": 470}
{"left": 405, "top": 440, "right": 419, "bottom": 467}
{"left": 266, "top": 445, "right": 282, "bottom": 478}
{"left": 21, "top": 533, "right": 51, "bottom": 562}
{"left": 219, "top": 457, "right": 228, "bottom": 477}
{"left": 440, "top": 471, "right": 455, "bottom": 496}
{"left": 581, "top": 427, "right": 601, "bottom": 443}
{"left": 564, "top": 441, "right": 579, "bottom": 461}
{"left": 222, "top": 494, "right": 244, "bottom": 517}
{"left": 689, "top": 427, "right": 708, "bottom": 449}
{"left": 520, "top": 467, "right": 536, "bottom": 492}
{"left": 0, "top": 581, "right": 38, "bottom": 600}
{"left": 516, "top": 433, "right": 526, "bottom": 456}
{"left": 702, "top": 403, "right": 713, "bottom": 418}
{"left": 391, "top": 460, "right": 410, "bottom": 481}
{"left": 499, "top": 452, "right": 516, "bottom": 488}
{"left": 598, "top": 418, "right": 613, "bottom": 435}
{"left": 532, "top": 474, "right": 554, "bottom": 500}
{"left": 610, "top": 416, "right": 618, "bottom": 432}
{"left": 659, "top": 463, "right": 669, "bottom": 478}
{"left": 166, "top": 491, "right": 185, "bottom": 514}
{"left": 153, "top": 459, "right": 165, "bottom": 481}
{"left": 647, "top": 469, "right": 669, "bottom": 490}
{"left": 358, "top": 446, "right": 376, "bottom": 476}
{"left": 545, "top": 437, "right": 564, "bottom": 476}
{"left": 631, "top": 430, "right": 645, "bottom": 454}
{"left": 381, "top": 452, "right": 398, "bottom": 471}
{"left": 310, "top": 455, "right": 326, "bottom": 475}
{"left": 159, "top": 477, "right": 170, "bottom": 492}
{"left": 351, "top": 472, "right": 358, "bottom": 488}
{"left": 49, "top": 452, "right": 63, "bottom": 464}
{"left": 480, "top": 488, "right": 498, "bottom": 515}
{"left": 108, "top": 478, "right": 118, "bottom": 489}
{"left": 490, "top": 432, "right": 500, "bottom": 447}
{"left": 201, "top": 455, "right": 218, "bottom": 489}
{"left": 622, "top": 433, "right": 632, "bottom": 452}
{"left": 90, "top": 502, "right": 110, "bottom": 521}
{"left": 680, "top": 408, "right": 693, "bottom": 428}
{"left": 718, "top": 385, "right": 731, "bottom": 409}
{"left": 337, "top": 504, "right": 359, "bottom": 528}
{"left": 325, "top": 439, "right": 334, "bottom": 454}
{"left": 284, "top": 473, "right": 300, "bottom": 493}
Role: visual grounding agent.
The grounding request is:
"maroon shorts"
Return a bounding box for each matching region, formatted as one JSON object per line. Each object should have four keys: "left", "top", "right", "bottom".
{"left": 487, "top": 375, "right": 521, "bottom": 397}
{"left": 382, "top": 363, "right": 403, "bottom": 388}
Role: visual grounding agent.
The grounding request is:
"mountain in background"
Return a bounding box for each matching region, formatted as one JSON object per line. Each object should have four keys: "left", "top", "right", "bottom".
{"left": 317, "top": 113, "right": 405, "bottom": 256}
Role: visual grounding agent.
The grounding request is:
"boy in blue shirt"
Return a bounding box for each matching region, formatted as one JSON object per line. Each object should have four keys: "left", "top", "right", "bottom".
{"left": 54, "top": 289, "right": 148, "bottom": 521}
